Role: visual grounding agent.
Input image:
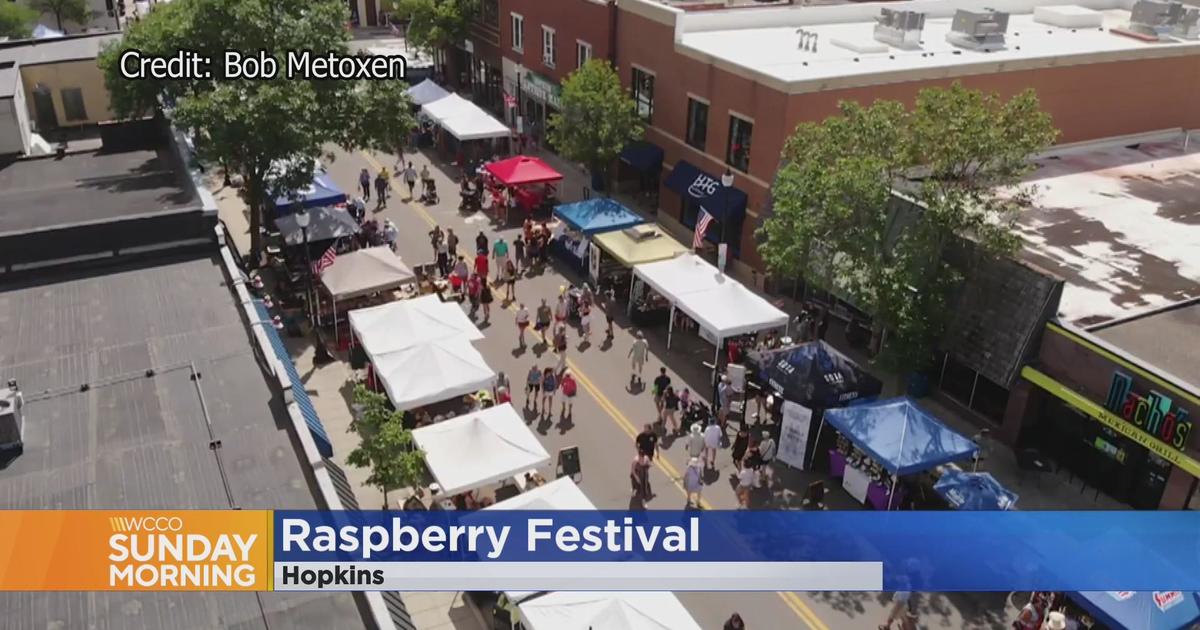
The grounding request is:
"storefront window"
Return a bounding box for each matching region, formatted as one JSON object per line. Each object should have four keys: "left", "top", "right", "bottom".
{"left": 632, "top": 68, "right": 654, "bottom": 123}
{"left": 726, "top": 114, "right": 752, "bottom": 172}
{"left": 685, "top": 98, "right": 708, "bottom": 150}
{"left": 510, "top": 13, "right": 524, "bottom": 52}
{"left": 542, "top": 26, "right": 557, "bottom": 68}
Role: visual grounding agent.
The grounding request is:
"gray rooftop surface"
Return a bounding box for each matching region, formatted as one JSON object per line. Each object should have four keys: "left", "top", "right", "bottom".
{"left": 0, "top": 33, "right": 121, "bottom": 66}
{"left": 0, "top": 148, "right": 199, "bottom": 236}
{"left": 1094, "top": 302, "right": 1200, "bottom": 391}
{"left": 0, "top": 64, "right": 17, "bottom": 99}
{"left": 0, "top": 254, "right": 366, "bottom": 630}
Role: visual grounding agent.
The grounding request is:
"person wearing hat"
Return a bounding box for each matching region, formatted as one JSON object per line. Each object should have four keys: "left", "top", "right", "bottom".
{"left": 1041, "top": 611, "right": 1072, "bottom": 630}
{"left": 686, "top": 422, "right": 706, "bottom": 460}
{"left": 683, "top": 457, "right": 703, "bottom": 508}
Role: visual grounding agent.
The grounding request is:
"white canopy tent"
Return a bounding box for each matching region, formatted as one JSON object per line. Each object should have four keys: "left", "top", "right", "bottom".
{"left": 348, "top": 294, "right": 483, "bottom": 358}
{"left": 412, "top": 404, "right": 550, "bottom": 496}
{"left": 484, "top": 477, "right": 594, "bottom": 511}
{"left": 318, "top": 247, "right": 417, "bottom": 340}
{"left": 516, "top": 592, "right": 702, "bottom": 630}
{"left": 405, "top": 78, "right": 451, "bottom": 106}
{"left": 373, "top": 337, "right": 496, "bottom": 410}
{"left": 421, "top": 93, "right": 510, "bottom": 141}
{"left": 633, "top": 253, "right": 788, "bottom": 358}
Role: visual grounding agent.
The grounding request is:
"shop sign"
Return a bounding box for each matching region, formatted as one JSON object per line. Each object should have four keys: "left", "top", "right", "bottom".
{"left": 1104, "top": 371, "right": 1193, "bottom": 451}
{"left": 686, "top": 172, "right": 720, "bottom": 199}
{"left": 523, "top": 71, "right": 561, "bottom": 109}
{"left": 1153, "top": 591, "right": 1184, "bottom": 612}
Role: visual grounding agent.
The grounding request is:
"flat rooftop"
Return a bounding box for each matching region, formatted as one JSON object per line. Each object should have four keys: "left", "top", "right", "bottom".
{"left": 0, "top": 255, "right": 366, "bottom": 630}
{"left": 1093, "top": 301, "right": 1200, "bottom": 390}
{"left": 0, "top": 32, "right": 121, "bottom": 66}
{"left": 0, "top": 148, "right": 199, "bottom": 237}
{"left": 1010, "top": 134, "right": 1200, "bottom": 328}
{"left": 675, "top": 1, "right": 1200, "bottom": 93}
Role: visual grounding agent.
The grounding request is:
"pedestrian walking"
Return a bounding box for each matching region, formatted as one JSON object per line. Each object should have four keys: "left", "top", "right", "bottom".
{"left": 540, "top": 367, "right": 557, "bottom": 416}
{"left": 879, "top": 590, "right": 915, "bottom": 630}
{"left": 652, "top": 368, "right": 671, "bottom": 416}
{"left": 685, "top": 423, "right": 705, "bottom": 460}
{"left": 731, "top": 426, "right": 750, "bottom": 469}
{"left": 492, "top": 237, "right": 509, "bottom": 281}
{"left": 736, "top": 460, "right": 756, "bottom": 509}
{"left": 419, "top": 163, "right": 430, "bottom": 195}
{"left": 679, "top": 387, "right": 692, "bottom": 412}
{"left": 560, "top": 370, "right": 577, "bottom": 417}
{"left": 753, "top": 430, "right": 777, "bottom": 487}
{"left": 374, "top": 170, "right": 389, "bottom": 207}
{"left": 661, "top": 386, "right": 680, "bottom": 433}
{"left": 628, "top": 331, "right": 648, "bottom": 384}
{"left": 479, "top": 278, "right": 494, "bottom": 323}
{"left": 513, "top": 235, "right": 526, "bottom": 271}
{"left": 435, "top": 238, "right": 450, "bottom": 277}
{"left": 635, "top": 423, "right": 659, "bottom": 461}
{"left": 467, "top": 273, "right": 483, "bottom": 317}
{"left": 475, "top": 230, "right": 488, "bottom": 256}
{"left": 474, "top": 249, "right": 489, "bottom": 278}
{"left": 553, "top": 321, "right": 568, "bottom": 354}
{"left": 724, "top": 613, "right": 746, "bottom": 630}
{"left": 683, "top": 458, "right": 703, "bottom": 508}
{"left": 703, "top": 417, "right": 722, "bottom": 469}
{"left": 579, "top": 303, "right": 592, "bottom": 342}
{"left": 496, "top": 386, "right": 511, "bottom": 405}
{"left": 553, "top": 293, "right": 568, "bottom": 324}
{"left": 525, "top": 364, "right": 542, "bottom": 409}
{"left": 630, "top": 454, "right": 652, "bottom": 503}
{"left": 502, "top": 259, "right": 517, "bottom": 301}
{"left": 446, "top": 228, "right": 459, "bottom": 258}
{"left": 515, "top": 303, "right": 531, "bottom": 347}
{"left": 383, "top": 219, "right": 398, "bottom": 252}
{"left": 535, "top": 299, "right": 552, "bottom": 337}
{"left": 429, "top": 225, "right": 444, "bottom": 259}
{"left": 717, "top": 375, "right": 733, "bottom": 428}
{"left": 452, "top": 255, "right": 469, "bottom": 282}
{"left": 403, "top": 162, "right": 417, "bottom": 199}
{"left": 359, "top": 168, "right": 371, "bottom": 201}
{"left": 554, "top": 346, "right": 567, "bottom": 377}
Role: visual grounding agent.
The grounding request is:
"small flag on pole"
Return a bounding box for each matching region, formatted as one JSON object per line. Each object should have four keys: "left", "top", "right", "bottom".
{"left": 693, "top": 208, "right": 715, "bottom": 249}
{"left": 312, "top": 244, "right": 338, "bottom": 277}
{"left": 503, "top": 93, "right": 517, "bottom": 109}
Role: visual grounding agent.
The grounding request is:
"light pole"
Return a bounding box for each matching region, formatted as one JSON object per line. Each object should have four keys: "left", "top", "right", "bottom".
{"left": 720, "top": 169, "right": 734, "bottom": 271}
{"left": 294, "top": 209, "right": 333, "bottom": 364}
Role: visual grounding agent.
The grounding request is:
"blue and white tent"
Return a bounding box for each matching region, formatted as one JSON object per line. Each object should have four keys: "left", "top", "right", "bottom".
{"left": 823, "top": 398, "right": 978, "bottom": 476}
{"left": 1067, "top": 591, "right": 1200, "bottom": 630}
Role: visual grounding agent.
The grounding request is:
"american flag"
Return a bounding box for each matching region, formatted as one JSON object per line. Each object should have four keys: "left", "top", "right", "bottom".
{"left": 312, "top": 243, "right": 338, "bottom": 276}
{"left": 693, "top": 208, "right": 715, "bottom": 249}
{"left": 503, "top": 93, "right": 517, "bottom": 109}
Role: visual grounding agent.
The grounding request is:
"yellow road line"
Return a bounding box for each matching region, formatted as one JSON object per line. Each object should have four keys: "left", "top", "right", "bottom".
{"left": 362, "top": 148, "right": 826, "bottom": 630}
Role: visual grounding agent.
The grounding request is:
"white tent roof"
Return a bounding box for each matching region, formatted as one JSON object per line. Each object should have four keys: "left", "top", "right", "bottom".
{"left": 421, "top": 94, "right": 510, "bottom": 141}
{"left": 517, "top": 592, "right": 702, "bottom": 630}
{"left": 405, "top": 78, "right": 450, "bottom": 106}
{"left": 634, "top": 253, "right": 788, "bottom": 341}
{"left": 412, "top": 404, "right": 550, "bottom": 495}
{"left": 320, "top": 247, "right": 416, "bottom": 300}
{"left": 484, "top": 477, "right": 595, "bottom": 511}
{"left": 349, "top": 295, "right": 483, "bottom": 358}
{"left": 374, "top": 337, "right": 496, "bottom": 410}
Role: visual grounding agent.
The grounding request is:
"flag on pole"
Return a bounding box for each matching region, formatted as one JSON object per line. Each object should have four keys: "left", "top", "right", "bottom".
{"left": 312, "top": 244, "right": 338, "bottom": 277}
{"left": 693, "top": 208, "right": 715, "bottom": 249}
{"left": 503, "top": 93, "right": 517, "bottom": 109}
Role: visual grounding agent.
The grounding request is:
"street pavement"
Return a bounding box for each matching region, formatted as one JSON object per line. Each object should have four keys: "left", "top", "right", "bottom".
{"left": 212, "top": 137, "right": 1115, "bottom": 630}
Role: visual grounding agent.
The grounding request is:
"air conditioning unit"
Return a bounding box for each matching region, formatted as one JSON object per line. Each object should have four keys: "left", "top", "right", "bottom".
{"left": 874, "top": 9, "right": 926, "bottom": 50}
{"left": 945, "top": 8, "right": 1009, "bottom": 51}
{"left": 1125, "top": 0, "right": 1199, "bottom": 40}
{"left": 623, "top": 225, "right": 661, "bottom": 242}
{"left": 0, "top": 380, "right": 24, "bottom": 451}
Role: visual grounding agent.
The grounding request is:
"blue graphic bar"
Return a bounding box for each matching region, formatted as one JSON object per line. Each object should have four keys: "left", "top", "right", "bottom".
{"left": 273, "top": 510, "right": 1200, "bottom": 591}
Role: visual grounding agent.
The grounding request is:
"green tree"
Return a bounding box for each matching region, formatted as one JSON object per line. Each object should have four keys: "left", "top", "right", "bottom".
{"left": 395, "top": 0, "right": 477, "bottom": 54}
{"left": 346, "top": 385, "right": 426, "bottom": 508}
{"left": 31, "top": 0, "right": 87, "bottom": 32}
{"left": 548, "top": 59, "right": 643, "bottom": 191}
{"left": 0, "top": 3, "right": 38, "bottom": 39}
{"left": 760, "top": 83, "right": 1057, "bottom": 374}
{"left": 98, "top": 0, "right": 416, "bottom": 263}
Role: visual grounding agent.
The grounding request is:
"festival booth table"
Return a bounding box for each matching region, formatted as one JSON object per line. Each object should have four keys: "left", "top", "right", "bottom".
{"left": 421, "top": 93, "right": 511, "bottom": 160}
{"left": 484, "top": 156, "right": 563, "bottom": 218}
{"left": 271, "top": 171, "right": 348, "bottom": 216}
{"left": 632, "top": 253, "right": 788, "bottom": 368}
{"left": 515, "top": 592, "right": 702, "bottom": 630}
{"left": 372, "top": 338, "right": 496, "bottom": 411}
{"left": 822, "top": 398, "right": 978, "bottom": 510}
{"left": 318, "top": 247, "right": 417, "bottom": 341}
{"left": 1066, "top": 591, "right": 1200, "bottom": 630}
{"left": 412, "top": 403, "right": 550, "bottom": 497}
{"left": 590, "top": 225, "right": 688, "bottom": 301}
{"left": 550, "top": 198, "right": 644, "bottom": 276}
{"left": 932, "top": 469, "right": 1018, "bottom": 511}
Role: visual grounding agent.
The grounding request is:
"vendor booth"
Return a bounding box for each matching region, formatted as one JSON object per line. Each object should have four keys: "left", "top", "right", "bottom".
{"left": 271, "top": 171, "right": 347, "bottom": 215}
{"left": 421, "top": 93, "right": 511, "bottom": 164}
{"left": 484, "top": 156, "right": 563, "bottom": 218}
{"left": 412, "top": 403, "right": 550, "bottom": 496}
{"left": 1066, "top": 591, "right": 1200, "bottom": 630}
{"left": 515, "top": 592, "right": 702, "bottom": 630}
{"left": 590, "top": 225, "right": 687, "bottom": 298}
{"left": 406, "top": 78, "right": 451, "bottom": 106}
{"left": 550, "top": 198, "right": 644, "bottom": 275}
{"left": 318, "top": 247, "right": 417, "bottom": 339}
{"left": 754, "top": 341, "right": 883, "bottom": 409}
{"left": 349, "top": 294, "right": 483, "bottom": 356}
{"left": 372, "top": 338, "right": 496, "bottom": 411}
{"left": 822, "top": 398, "right": 978, "bottom": 510}
{"left": 275, "top": 206, "right": 360, "bottom": 247}
{"left": 933, "top": 469, "right": 1018, "bottom": 510}
{"left": 483, "top": 477, "right": 594, "bottom": 511}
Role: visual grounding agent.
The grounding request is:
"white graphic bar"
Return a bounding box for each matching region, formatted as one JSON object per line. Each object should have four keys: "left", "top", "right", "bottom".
{"left": 273, "top": 561, "right": 883, "bottom": 591}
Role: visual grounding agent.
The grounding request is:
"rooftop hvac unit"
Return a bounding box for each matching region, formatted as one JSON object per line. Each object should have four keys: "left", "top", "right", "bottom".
{"left": 0, "top": 380, "right": 24, "bottom": 451}
{"left": 1126, "top": 0, "right": 1200, "bottom": 40}
{"left": 623, "top": 225, "right": 662, "bottom": 242}
{"left": 874, "top": 9, "right": 926, "bottom": 50}
{"left": 945, "top": 8, "right": 1009, "bottom": 51}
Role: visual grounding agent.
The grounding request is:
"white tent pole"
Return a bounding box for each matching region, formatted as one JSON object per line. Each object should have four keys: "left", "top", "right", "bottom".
{"left": 887, "top": 409, "right": 910, "bottom": 511}
{"left": 808, "top": 416, "right": 824, "bottom": 470}
{"left": 333, "top": 294, "right": 339, "bottom": 344}
{"left": 627, "top": 274, "right": 637, "bottom": 316}
{"left": 667, "top": 303, "right": 676, "bottom": 349}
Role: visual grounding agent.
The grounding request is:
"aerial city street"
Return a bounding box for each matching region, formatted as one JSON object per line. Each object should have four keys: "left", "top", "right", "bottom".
{"left": 1, "top": 0, "right": 1198, "bottom": 628}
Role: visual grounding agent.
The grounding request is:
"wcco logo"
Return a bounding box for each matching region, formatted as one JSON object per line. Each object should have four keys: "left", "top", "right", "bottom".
{"left": 109, "top": 516, "right": 185, "bottom": 533}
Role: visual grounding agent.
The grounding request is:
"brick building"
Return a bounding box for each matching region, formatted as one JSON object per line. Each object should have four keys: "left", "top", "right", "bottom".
{"left": 614, "top": 0, "right": 1200, "bottom": 274}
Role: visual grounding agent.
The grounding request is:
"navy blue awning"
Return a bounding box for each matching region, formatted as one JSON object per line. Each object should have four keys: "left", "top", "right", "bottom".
{"left": 253, "top": 301, "right": 334, "bottom": 458}
{"left": 619, "top": 141, "right": 664, "bottom": 174}
{"left": 664, "top": 161, "right": 747, "bottom": 223}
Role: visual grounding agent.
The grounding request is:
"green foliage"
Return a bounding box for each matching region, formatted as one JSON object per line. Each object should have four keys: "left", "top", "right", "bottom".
{"left": 31, "top": 0, "right": 87, "bottom": 32}
{"left": 759, "top": 83, "right": 1058, "bottom": 373}
{"left": 396, "top": 0, "right": 477, "bottom": 53}
{"left": 0, "top": 3, "right": 38, "bottom": 39}
{"left": 347, "top": 385, "right": 426, "bottom": 507}
{"left": 98, "top": 0, "right": 415, "bottom": 261}
{"left": 548, "top": 59, "right": 643, "bottom": 189}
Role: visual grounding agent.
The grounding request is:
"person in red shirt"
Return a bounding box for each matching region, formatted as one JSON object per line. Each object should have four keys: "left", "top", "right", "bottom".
{"left": 474, "top": 250, "right": 488, "bottom": 278}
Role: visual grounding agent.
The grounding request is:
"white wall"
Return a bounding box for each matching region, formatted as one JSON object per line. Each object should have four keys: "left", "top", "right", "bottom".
{"left": 0, "top": 94, "right": 32, "bottom": 156}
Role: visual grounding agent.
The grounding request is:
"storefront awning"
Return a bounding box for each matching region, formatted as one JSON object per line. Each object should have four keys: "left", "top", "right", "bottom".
{"left": 620, "top": 141, "right": 664, "bottom": 174}
{"left": 664, "top": 161, "right": 747, "bottom": 223}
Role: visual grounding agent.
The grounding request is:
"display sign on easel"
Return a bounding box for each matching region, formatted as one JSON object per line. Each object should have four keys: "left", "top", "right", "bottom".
{"left": 557, "top": 445, "right": 581, "bottom": 481}
{"left": 776, "top": 401, "right": 813, "bottom": 470}
{"left": 727, "top": 363, "right": 746, "bottom": 395}
{"left": 588, "top": 242, "right": 600, "bottom": 284}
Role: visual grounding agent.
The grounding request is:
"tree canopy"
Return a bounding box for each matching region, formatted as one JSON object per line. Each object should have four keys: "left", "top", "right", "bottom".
{"left": 31, "top": 0, "right": 87, "bottom": 32}
{"left": 395, "top": 0, "right": 477, "bottom": 54}
{"left": 347, "top": 385, "right": 426, "bottom": 508}
{"left": 759, "top": 83, "right": 1057, "bottom": 372}
{"left": 99, "top": 0, "right": 415, "bottom": 261}
{"left": 547, "top": 59, "right": 643, "bottom": 190}
{"left": 0, "top": 3, "right": 38, "bottom": 39}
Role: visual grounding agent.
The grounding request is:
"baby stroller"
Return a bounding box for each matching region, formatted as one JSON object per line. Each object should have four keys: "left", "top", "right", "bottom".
{"left": 420, "top": 179, "right": 439, "bottom": 204}
{"left": 565, "top": 287, "right": 585, "bottom": 322}
{"left": 459, "top": 183, "right": 482, "bottom": 212}
{"left": 681, "top": 401, "right": 711, "bottom": 433}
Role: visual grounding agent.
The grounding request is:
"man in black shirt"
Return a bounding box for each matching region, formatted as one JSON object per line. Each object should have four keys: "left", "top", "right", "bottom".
{"left": 636, "top": 423, "right": 659, "bottom": 461}
{"left": 652, "top": 367, "right": 671, "bottom": 418}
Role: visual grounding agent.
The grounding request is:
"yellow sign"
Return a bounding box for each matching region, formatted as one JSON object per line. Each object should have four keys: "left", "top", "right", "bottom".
{"left": 1022, "top": 367, "right": 1200, "bottom": 478}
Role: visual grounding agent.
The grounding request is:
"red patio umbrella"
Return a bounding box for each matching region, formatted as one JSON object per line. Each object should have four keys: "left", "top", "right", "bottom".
{"left": 484, "top": 156, "right": 563, "bottom": 186}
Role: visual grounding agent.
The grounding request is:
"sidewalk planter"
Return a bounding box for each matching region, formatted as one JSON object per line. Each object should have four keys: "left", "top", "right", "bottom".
{"left": 906, "top": 372, "right": 931, "bottom": 398}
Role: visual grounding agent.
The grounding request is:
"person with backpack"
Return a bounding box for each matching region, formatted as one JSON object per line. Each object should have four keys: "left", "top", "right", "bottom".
{"left": 540, "top": 367, "right": 558, "bottom": 417}
{"left": 560, "top": 370, "right": 577, "bottom": 417}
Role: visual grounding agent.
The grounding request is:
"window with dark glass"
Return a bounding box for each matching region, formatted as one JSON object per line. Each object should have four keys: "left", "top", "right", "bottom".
{"left": 632, "top": 68, "right": 654, "bottom": 123}
{"left": 685, "top": 98, "right": 708, "bottom": 150}
{"left": 726, "top": 114, "right": 752, "bottom": 172}
{"left": 481, "top": 0, "right": 499, "bottom": 26}
{"left": 61, "top": 88, "right": 87, "bottom": 122}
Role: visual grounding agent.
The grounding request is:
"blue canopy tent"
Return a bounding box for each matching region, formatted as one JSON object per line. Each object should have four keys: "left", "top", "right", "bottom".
{"left": 272, "top": 172, "right": 347, "bottom": 215}
{"left": 756, "top": 341, "right": 883, "bottom": 408}
{"left": 823, "top": 398, "right": 977, "bottom": 476}
{"left": 933, "top": 470, "right": 1018, "bottom": 510}
{"left": 1067, "top": 591, "right": 1200, "bottom": 630}
{"left": 554, "top": 198, "right": 644, "bottom": 235}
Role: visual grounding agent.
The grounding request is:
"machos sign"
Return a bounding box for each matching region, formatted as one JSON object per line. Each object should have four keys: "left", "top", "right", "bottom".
{"left": 1103, "top": 371, "right": 1193, "bottom": 451}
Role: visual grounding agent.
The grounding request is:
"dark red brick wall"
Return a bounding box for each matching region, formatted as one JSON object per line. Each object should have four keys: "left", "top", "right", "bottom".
{"left": 501, "top": 0, "right": 615, "bottom": 82}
